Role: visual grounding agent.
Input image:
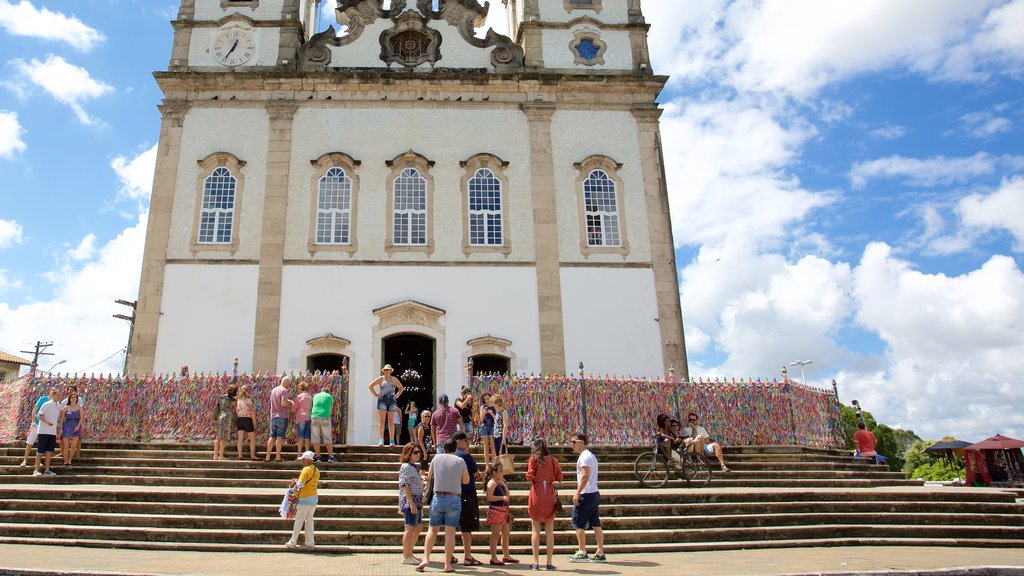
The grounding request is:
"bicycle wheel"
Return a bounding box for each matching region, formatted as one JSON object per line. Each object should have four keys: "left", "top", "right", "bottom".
{"left": 683, "top": 452, "right": 712, "bottom": 488}
{"left": 633, "top": 451, "right": 669, "bottom": 488}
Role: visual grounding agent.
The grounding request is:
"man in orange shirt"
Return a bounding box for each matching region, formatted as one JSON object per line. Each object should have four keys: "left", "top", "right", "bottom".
{"left": 854, "top": 422, "right": 878, "bottom": 458}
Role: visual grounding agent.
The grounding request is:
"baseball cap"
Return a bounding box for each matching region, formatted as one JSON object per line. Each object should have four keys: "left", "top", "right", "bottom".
{"left": 296, "top": 451, "right": 315, "bottom": 461}
{"left": 439, "top": 393, "right": 449, "bottom": 404}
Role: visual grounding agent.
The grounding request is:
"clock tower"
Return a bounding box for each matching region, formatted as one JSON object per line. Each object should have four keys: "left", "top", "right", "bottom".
{"left": 133, "top": 0, "right": 687, "bottom": 444}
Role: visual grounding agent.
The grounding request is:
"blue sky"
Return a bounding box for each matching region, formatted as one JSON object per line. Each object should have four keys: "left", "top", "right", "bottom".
{"left": 1, "top": 0, "right": 1022, "bottom": 442}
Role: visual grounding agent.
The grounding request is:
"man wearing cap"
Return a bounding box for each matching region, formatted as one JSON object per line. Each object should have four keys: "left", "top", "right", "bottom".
{"left": 432, "top": 393, "right": 462, "bottom": 448}
{"left": 418, "top": 438, "right": 469, "bottom": 573}
{"left": 286, "top": 451, "right": 320, "bottom": 549}
{"left": 310, "top": 386, "right": 336, "bottom": 463}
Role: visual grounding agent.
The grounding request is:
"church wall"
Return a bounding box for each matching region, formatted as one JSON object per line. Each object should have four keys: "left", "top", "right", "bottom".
{"left": 542, "top": 27, "right": 634, "bottom": 70}
{"left": 284, "top": 107, "right": 535, "bottom": 262}
{"left": 153, "top": 264, "right": 261, "bottom": 372}
{"left": 539, "top": 2, "right": 629, "bottom": 23}
{"left": 276, "top": 264, "right": 542, "bottom": 444}
{"left": 548, "top": 109, "right": 652, "bottom": 263}
{"left": 187, "top": 26, "right": 282, "bottom": 68}
{"left": 167, "top": 108, "right": 270, "bottom": 261}
{"left": 193, "top": 0, "right": 286, "bottom": 21}
{"left": 560, "top": 266, "right": 663, "bottom": 376}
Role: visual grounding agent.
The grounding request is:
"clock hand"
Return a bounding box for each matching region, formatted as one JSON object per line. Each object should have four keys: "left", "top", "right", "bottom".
{"left": 225, "top": 39, "right": 239, "bottom": 57}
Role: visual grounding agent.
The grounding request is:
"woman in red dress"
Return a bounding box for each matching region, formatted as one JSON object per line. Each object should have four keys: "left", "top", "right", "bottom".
{"left": 526, "top": 439, "right": 563, "bottom": 570}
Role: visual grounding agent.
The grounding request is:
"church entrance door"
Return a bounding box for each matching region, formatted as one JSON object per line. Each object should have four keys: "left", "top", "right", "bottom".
{"left": 383, "top": 333, "right": 434, "bottom": 445}
{"left": 471, "top": 354, "right": 510, "bottom": 375}
{"left": 307, "top": 353, "right": 347, "bottom": 373}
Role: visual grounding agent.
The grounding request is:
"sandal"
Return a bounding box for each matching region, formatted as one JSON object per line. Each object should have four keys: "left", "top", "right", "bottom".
{"left": 502, "top": 557, "right": 520, "bottom": 564}
{"left": 463, "top": 558, "right": 483, "bottom": 566}
{"left": 489, "top": 559, "right": 505, "bottom": 566}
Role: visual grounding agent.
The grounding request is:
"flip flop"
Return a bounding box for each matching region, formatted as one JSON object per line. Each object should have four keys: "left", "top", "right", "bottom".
{"left": 463, "top": 558, "right": 483, "bottom": 566}
{"left": 502, "top": 557, "right": 520, "bottom": 564}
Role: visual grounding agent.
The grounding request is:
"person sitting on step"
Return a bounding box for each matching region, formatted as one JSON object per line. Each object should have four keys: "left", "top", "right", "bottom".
{"left": 854, "top": 422, "right": 878, "bottom": 459}
{"left": 682, "top": 412, "right": 730, "bottom": 472}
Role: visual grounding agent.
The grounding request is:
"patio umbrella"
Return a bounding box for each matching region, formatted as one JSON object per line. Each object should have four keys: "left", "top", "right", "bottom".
{"left": 925, "top": 440, "right": 973, "bottom": 453}
{"left": 966, "top": 434, "right": 1024, "bottom": 451}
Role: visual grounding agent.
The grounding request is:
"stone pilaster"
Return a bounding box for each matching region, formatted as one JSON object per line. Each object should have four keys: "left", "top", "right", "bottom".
{"left": 251, "top": 102, "right": 298, "bottom": 373}
{"left": 129, "top": 101, "right": 192, "bottom": 375}
{"left": 522, "top": 103, "right": 566, "bottom": 375}
{"left": 633, "top": 107, "right": 688, "bottom": 380}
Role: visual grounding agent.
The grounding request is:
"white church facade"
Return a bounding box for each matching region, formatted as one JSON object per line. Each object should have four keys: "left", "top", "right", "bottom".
{"left": 131, "top": 0, "right": 687, "bottom": 443}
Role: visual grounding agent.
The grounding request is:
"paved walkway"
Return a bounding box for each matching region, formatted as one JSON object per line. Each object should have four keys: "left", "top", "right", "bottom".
{"left": 1, "top": 544, "right": 1023, "bottom": 576}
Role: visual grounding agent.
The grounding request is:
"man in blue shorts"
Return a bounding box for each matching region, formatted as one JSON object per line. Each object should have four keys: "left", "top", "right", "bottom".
{"left": 568, "top": 432, "right": 606, "bottom": 563}
{"left": 417, "top": 438, "right": 469, "bottom": 573}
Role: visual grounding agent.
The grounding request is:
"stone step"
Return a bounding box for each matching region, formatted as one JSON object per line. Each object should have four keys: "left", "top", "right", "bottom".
{"left": 4, "top": 497, "right": 1021, "bottom": 518}
{"left": 4, "top": 509, "right": 1021, "bottom": 532}
{"left": 2, "top": 521, "right": 1021, "bottom": 547}
{"left": 0, "top": 473, "right": 921, "bottom": 490}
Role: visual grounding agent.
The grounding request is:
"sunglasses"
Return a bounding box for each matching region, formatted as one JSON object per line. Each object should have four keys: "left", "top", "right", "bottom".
{"left": 570, "top": 439, "right": 583, "bottom": 443}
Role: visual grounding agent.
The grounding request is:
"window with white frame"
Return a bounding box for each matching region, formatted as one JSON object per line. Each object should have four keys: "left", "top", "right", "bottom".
{"left": 468, "top": 168, "right": 503, "bottom": 246}
{"left": 315, "top": 167, "right": 352, "bottom": 244}
{"left": 393, "top": 168, "right": 427, "bottom": 245}
{"left": 583, "top": 169, "right": 621, "bottom": 247}
{"left": 198, "top": 167, "right": 236, "bottom": 244}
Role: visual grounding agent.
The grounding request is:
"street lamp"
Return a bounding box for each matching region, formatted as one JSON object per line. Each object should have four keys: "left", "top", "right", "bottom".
{"left": 789, "top": 360, "right": 813, "bottom": 385}
{"left": 114, "top": 299, "right": 137, "bottom": 376}
{"left": 44, "top": 360, "right": 66, "bottom": 375}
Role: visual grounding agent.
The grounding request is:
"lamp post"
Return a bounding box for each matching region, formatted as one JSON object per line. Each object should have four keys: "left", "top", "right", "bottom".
{"left": 114, "top": 299, "right": 137, "bottom": 376}
{"left": 578, "top": 361, "right": 587, "bottom": 438}
{"left": 789, "top": 360, "right": 813, "bottom": 385}
{"left": 44, "top": 360, "right": 66, "bottom": 375}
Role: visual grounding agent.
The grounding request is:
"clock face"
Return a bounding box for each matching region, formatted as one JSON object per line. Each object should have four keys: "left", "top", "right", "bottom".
{"left": 212, "top": 29, "right": 256, "bottom": 66}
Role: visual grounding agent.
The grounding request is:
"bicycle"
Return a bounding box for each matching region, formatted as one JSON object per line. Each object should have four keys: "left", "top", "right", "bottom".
{"left": 633, "top": 436, "right": 712, "bottom": 488}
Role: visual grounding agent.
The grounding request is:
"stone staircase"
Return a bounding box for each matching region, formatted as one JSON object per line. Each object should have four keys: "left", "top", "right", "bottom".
{"left": 1, "top": 442, "right": 1022, "bottom": 553}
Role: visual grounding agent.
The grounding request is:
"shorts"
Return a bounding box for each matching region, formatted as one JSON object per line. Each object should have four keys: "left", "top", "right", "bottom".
{"left": 236, "top": 417, "right": 255, "bottom": 433}
{"left": 704, "top": 444, "right": 716, "bottom": 455}
{"left": 429, "top": 493, "right": 462, "bottom": 528}
{"left": 459, "top": 491, "right": 480, "bottom": 532}
{"left": 269, "top": 417, "right": 288, "bottom": 439}
{"left": 296, "top": 420, "right": 311, "bottom": 440}
{"left": 462, "top": 421, "right": 475, "bottom": 435}
{"left": 571, "top": 492, "right": 601, "bottom": 530}
{"left": 479, "top": 424, "right": 493, "bottom": 438}
{"left": 36, "top": 433, "right": 57, "bottom": 455}
{"left": 26, "top": 423, "right": 39, "bottom": 445}
{"left": 393, "top": 411, "right": 402, "bottom": 424}
{"left": 376, "top": 394, "right": 398, "bottom": 412}
{"left": 404, "top": 508, "right": 423, "bottom": 526}
{"left": 310, "top": 418, "right": 332, "bottom": 445}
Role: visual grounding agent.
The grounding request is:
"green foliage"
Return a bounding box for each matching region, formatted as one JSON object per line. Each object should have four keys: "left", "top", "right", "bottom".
{"left": 838, "top": 403, "right": 921, "bottom": 472}
{"left": 839, "top": 404, "right": 877, "bottom": 450}
{"left": 911, "top": 460, "right": 963, "bottom": 481}
{"left": 873, "top": 424, "right": 908, "bottom": 472}
{"left": 904, "top": 439, "right": 941, "bottom": 475}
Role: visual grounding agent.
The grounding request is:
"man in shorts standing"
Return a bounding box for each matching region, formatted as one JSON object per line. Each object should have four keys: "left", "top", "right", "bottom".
{"left": 265, "top": 376, "right": 294, "bottom": 462}
{"left": 453, "top": 431, "right": 483, "bottom": 566}
{"left": 568, "top": 432, "right": 606, "bottom": 563}
{"left": 417, "top": 438, "right": 469, "bottom": 573}
{"left": 32, "top": 389, "right": 63, "bottom": 476}
{"left": 20, "top": 386, "right": 53, "bottom": 467}
{"left": 310, "top": 386, "right": 336, "bottom": 463}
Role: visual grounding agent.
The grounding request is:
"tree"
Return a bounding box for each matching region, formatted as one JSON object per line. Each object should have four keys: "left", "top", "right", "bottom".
{"left": 904, "top": 439, "right": 941, "bottom": 475}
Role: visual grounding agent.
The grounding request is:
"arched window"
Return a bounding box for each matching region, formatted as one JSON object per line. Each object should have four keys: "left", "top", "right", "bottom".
{"left": 316, "top": 167, "right": 352, "bottom": 244}
{"left": 393, "top": 168, "right": 427, "bottom": 245}
{"left": 198, "top": 167, "right": 236, "bottom": 244}
{"left": 583, "top": 169, "right": 620, "bottom": 246}
{"left": 468, "top": 168, "right": 503, "bottom": 246}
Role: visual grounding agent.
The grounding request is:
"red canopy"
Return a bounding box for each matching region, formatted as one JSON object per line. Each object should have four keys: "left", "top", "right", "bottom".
{"left": 966, "top": 434, "right": 1024, "bottom": 451}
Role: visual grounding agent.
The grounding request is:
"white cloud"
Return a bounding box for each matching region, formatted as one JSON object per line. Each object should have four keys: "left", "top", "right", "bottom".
{"left": 10, "top": 55, "right": 113, "bottom": 125}
{"left": 0, "top": 269, "right": 21, "bottom": 292}
{"left": 0, "top": 218, "right": 22, "bottom": 248}
{"left": 849, "top": 243, "right": 1024, "bottom": 439}
{"left": 849, "top": 152, "right": 997, "bottom": 189}
{"left": 960, "top": 110, "right": 1012, "bottom": 138}
{"left": 0, "top": 109, "right": 26, "bottom": 158}
{"left": 958, "top": 176, "right": 1024, "bottom": 250}
{"left": 0, "top": 0, "right": 104, "bottom": 51}
{"left": 869, "top": 124, "right": 907, "bottom": 140}
{"left": 112, "top": 144, "right": 157, "bottom": 202}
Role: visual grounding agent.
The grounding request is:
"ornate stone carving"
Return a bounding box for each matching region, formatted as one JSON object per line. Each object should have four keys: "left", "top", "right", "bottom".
{"left": 373, "top": 300, "right": 446, "bottom": 333}
{"left": 299, "top": 27, "right": 335, "bottom": 71}
{"left": 380, "top": 11, "right": 443, "bottom": 68}
{"left": 305, "top": 333, "right": 352, "bottom": 353}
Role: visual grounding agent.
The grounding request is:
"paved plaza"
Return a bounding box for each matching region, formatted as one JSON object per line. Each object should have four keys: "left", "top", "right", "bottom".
{"left": 1, "top": 544, "right": 1023, "bottom": 576}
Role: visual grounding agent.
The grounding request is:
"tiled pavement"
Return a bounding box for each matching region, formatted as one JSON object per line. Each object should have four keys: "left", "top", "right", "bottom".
{"left": 1, "top": 544, "right": 1023, "bottom": 576}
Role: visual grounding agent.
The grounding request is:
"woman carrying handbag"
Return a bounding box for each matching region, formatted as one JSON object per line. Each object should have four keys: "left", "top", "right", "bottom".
{"left": 526, "top": 439, "right": 563, "bottom": 570}
{"left": 485, "top": 462, "right": 519, "bottom": 566}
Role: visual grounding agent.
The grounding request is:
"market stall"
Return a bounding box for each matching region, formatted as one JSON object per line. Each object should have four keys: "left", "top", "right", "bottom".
{"left": 964, "top": 434, "right": 1024, "bottom": 488}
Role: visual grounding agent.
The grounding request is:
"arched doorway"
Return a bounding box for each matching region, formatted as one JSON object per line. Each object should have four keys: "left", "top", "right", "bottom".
{"left": 471, "top": 354, "right": 509, "bottom": 375}
{"left": 383, "top": 333, "right": 435, "bottom": 445}
{"left": 307, "top": 353, "right": 347, "bottom": 373}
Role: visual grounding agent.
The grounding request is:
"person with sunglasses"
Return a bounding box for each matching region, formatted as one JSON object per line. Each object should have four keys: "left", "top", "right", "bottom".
{"left": 681, "top": 412, "right": 730, "bottom": 472}
{"left": 399, "top": 443, "right": 426, "bottom": 565}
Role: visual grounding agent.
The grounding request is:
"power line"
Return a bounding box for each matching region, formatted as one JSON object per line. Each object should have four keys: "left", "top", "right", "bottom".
{"left": 72, "top": 348, "right": 127, "bottom": 374}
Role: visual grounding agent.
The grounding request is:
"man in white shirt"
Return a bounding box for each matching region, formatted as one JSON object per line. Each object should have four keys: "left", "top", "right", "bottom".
{"left": 682, "top": 412, "right": 730, "bottom": 472}
{"left": 32, "top": 389, "right": 64, "bottom": 476}
{"left": 568, "top": 433, "right": 606, "bottom": 563}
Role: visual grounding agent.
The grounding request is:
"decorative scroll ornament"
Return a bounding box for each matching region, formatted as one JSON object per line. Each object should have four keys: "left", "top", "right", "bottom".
{"left": 379, "top": 11, "right": 443, "bottom": 68}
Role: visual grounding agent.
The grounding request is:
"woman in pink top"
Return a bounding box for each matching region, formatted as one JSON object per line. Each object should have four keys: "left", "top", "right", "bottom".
{"left": 235, "top": 385, "right": 258, "bottom": 460}
{"left": 293, "top": 381, "right": 314, "bottom": 458}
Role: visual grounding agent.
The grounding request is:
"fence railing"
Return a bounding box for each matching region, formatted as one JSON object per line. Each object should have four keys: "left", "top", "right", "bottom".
{"left": 469, "top": 375, "right": 844, "bottom": 448}
{"left": 0, "top": 371, "right": 348, "bottom": 444}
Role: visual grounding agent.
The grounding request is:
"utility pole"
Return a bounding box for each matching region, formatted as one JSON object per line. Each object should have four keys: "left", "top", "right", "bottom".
{"left": 114, "top": 299, "right": 137, "bottom": 376}
{"left": 20, "top": 341, "right": 53, "bottom": 378}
